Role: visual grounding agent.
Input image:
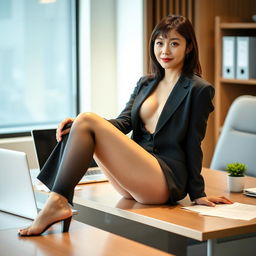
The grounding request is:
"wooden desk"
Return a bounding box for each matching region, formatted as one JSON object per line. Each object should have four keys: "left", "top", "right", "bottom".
{"left": 72, "top": 168, "right": 256, "bottom": 256}
{"left": 0, "top": 212, "right": 174, "bottom": 256}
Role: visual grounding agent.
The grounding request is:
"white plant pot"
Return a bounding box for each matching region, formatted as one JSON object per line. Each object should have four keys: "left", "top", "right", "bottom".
{"left": 227, "top": 176, "right": 245, "bottom": 192}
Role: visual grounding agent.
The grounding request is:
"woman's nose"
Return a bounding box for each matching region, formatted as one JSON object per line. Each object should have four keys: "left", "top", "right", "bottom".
{"left": 162, "top": 43, "right": 170, "bottom": 54}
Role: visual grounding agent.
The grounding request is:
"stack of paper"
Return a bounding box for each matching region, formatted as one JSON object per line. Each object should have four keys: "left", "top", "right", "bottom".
{"left": 244, "top": 187, "right": 256, "bottom": 197}
{"left": 182, "top": 202, "right": 256, "bottom": 221}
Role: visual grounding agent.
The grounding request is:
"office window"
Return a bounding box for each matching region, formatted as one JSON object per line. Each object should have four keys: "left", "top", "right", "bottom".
{"left": 0, "top": 0, "right": 77, "bottom": 136}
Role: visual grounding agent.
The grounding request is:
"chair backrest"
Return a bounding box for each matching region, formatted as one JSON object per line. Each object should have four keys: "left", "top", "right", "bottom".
{"left": 210, "top": 95, "right": 256, "bottom": 177}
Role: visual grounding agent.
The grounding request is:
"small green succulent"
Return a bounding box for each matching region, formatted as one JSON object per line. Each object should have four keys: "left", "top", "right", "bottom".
{"left": 225, "top": 162, "right": 247, "bottom": 177}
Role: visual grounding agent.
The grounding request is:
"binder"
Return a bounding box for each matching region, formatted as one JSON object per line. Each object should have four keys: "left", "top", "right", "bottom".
{"left": 236, "top": 37, "right": 256, "bottom": 79}
{"left": 222, "top": 36, "right": 236, "bottom": 79}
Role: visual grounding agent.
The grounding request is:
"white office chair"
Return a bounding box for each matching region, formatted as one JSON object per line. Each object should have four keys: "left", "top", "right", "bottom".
{"left": 210, "top": 95, "right": 256, "bottom": 177}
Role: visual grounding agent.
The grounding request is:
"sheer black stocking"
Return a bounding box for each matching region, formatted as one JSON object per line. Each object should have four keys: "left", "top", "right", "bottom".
{"left": 38, "top": 122, "right": 95, "bottom": 205}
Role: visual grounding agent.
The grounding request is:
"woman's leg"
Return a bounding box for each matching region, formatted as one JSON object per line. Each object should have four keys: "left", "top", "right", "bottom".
{"left": 51, "top": 112, "right": 169, "bottom": 204}
{"left": 94, "top": 157, "right": 134, "bottom": 199}
{"left": 69, "top": 112, "right": 169, "bottom": 204}
{"left": 19, "top": 113, "right": 169, "bottom": 235}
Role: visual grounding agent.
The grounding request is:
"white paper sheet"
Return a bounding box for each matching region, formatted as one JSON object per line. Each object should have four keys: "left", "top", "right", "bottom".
{"left": 182, "top": 202, "right": 256, "bottom": 221}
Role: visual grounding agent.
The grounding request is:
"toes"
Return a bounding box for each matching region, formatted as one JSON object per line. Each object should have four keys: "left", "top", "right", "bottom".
{"left": 18, "top": 228, "right": 27, "bottom": 236}
{"left": 18, "top": 227, "right": 32, "bottom": 236}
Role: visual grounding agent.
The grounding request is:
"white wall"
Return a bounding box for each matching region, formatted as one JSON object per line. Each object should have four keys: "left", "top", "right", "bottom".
{"left": 79, "top": 0, "right": 143, "bottom": 116}
{"left": 116, "top": 0, "right": 143, "bottom": 112}
{"left": 79, "top": 0, "right": 91, "bottom": 112}
{"left": 79, "top": 0, "right": 117, "bottom": 118}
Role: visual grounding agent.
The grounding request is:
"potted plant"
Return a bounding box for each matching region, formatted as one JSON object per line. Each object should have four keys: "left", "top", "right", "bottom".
{"left": 226, "top": 162, "right": 247, "bottom": 192}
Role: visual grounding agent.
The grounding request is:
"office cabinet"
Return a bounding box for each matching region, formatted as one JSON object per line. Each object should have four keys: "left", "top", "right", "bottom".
{"left": 214, "top": 16, "right": 256, "bottom": 142}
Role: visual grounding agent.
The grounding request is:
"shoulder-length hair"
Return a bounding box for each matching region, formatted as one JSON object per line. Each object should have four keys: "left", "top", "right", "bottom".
{"left": 149, "top": 15, "right": 202, "bottom": 79}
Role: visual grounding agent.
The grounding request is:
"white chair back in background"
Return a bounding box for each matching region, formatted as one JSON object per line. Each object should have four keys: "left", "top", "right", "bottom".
{"left": 210, "top": 95, "right": 256, "bottom": 177}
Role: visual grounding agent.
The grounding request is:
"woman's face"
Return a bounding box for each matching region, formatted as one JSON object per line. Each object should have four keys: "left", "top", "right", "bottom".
{"left": 154, "top": 29, "right": 189, "bottom": 73}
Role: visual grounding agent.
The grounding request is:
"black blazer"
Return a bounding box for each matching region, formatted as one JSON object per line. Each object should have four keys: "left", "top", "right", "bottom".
{"left": 109, "top": 74, "right": 215, "bottom": 203}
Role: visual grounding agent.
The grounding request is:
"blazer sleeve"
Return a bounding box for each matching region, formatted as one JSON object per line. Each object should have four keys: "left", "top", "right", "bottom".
{"left": 108, "top": 77, "right": 144, "bottom": 134}
{"left": 186, "top": 84, "right": 215, "bottom": 201}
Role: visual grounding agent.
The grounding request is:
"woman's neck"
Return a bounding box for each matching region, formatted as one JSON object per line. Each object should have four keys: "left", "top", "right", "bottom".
{"left": 162, "top": 69, "right": 181, "bottom": 86}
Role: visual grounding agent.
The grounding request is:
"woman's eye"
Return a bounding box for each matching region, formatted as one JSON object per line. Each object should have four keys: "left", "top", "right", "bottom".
{"left": 171, "top": 42, "right": 179, "bottom": 47}
{"left": 155, "top": 41, "right": 163, "bottom": 46}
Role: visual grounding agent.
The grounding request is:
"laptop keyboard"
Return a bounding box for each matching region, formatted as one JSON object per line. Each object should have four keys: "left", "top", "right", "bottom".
{"left": 86, "top": 168, "right": 102, "bottom": 176}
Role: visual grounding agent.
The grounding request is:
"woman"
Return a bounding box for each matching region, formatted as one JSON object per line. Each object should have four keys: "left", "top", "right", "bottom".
{"left": 19, "top": 15, "right": 231, "bottom": 236}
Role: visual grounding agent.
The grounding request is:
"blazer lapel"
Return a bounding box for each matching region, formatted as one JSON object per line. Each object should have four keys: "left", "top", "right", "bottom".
{"left": 131, "top": 78, "right": 159, "bottom": 129}
{"left": 155, "top": 75, "right": 191, "bottom": 134}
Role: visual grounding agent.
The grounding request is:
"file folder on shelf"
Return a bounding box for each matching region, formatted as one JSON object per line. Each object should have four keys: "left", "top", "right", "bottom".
{"left": 236, "top": 37, "right": 256, "bottom": 80}
{"left": 222, "top": 36, "right": 236, "bottom": 79}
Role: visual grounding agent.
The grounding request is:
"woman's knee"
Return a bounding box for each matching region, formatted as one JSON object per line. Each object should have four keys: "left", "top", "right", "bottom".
{"left": 74, "top": 112, "right": 102, "bottom": 129}
{"left": 76, "top": 112, "right": 99, "bottom": 123}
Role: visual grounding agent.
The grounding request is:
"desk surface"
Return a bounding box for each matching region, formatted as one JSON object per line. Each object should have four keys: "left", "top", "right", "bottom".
{"left": 73, "top": 168, "right": 256, "bottom": 241}
{"left": 0, "top": 212, "right": 174, "bottom": 256}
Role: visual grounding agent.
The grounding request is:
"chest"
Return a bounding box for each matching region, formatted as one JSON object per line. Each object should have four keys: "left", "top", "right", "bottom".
{"left": 139, "top": 83, "right": 176, "bottom": 133}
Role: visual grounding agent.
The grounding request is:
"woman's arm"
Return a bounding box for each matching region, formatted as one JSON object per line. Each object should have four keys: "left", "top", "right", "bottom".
{"left": 185, "top": 84, "right": 215, "bottom": 201}
{"left": 185, "top": 83, "right": 232, "bottom": 206}
{"left": 108, "top": 77, "right": 146, "bottom": 134}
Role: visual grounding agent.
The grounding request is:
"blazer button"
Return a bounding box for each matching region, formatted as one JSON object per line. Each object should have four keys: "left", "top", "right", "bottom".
{"left": 153, "top": 147, "right": 158, "bottom": 154}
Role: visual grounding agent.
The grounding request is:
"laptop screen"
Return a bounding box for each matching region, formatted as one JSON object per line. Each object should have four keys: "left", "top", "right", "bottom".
{"left": 32, "top": 128, "right": 98, "bottom": 170}
{"left": 31, "top": 129, "right": 57, "bottom": 170}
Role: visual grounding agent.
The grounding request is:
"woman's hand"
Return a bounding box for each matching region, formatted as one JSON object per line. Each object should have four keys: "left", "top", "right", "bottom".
{"left": 194, "top": 196, "right": 233, "bottom": 207}
{"left": 56, "top": 117, "right": 74, "bottom": 142}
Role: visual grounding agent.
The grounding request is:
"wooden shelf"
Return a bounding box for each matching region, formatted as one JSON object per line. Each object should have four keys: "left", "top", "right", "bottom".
{"left": 220, "top": 78, "right": 256, "bottom": 85}
{"left": 220, "top": 22, "right": 256, "bottom": 29}
{"left": 214, "top": 17, "right": 256, "bottom": 143}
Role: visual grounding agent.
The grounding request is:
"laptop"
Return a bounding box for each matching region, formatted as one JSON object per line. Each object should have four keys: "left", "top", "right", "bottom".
{"left": 31, "top": 128, "right": 108, "bottom": 184}
{"left": 0, "top": 148, "right": 78, "bottom": 226}
{"left": 0, "top": 148, "right": 39, "bottom": 220}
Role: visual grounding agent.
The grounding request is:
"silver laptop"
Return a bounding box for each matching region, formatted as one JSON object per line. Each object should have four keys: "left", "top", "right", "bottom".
{"left": 0, "top": 148, "right": 39, "bottom": 220}
{"left": 0, "top": 148, "right": 77, "bottom": 229}
{"left": 31, "top": 128, "right": 107, "bottom": 184}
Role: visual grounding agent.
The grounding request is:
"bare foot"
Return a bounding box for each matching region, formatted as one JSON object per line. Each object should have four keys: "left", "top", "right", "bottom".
{"left": 18, "top": 192, "right": 72, "bottom": 236}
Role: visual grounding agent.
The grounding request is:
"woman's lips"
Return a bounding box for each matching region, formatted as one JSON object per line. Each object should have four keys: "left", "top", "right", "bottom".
{"left": 161, "top": 58, "right": 172, "bottom": 62}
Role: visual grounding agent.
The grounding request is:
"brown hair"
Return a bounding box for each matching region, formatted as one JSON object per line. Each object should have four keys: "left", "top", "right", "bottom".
{"left": 149, "top": 15, "right": 202, "bottom": 79}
